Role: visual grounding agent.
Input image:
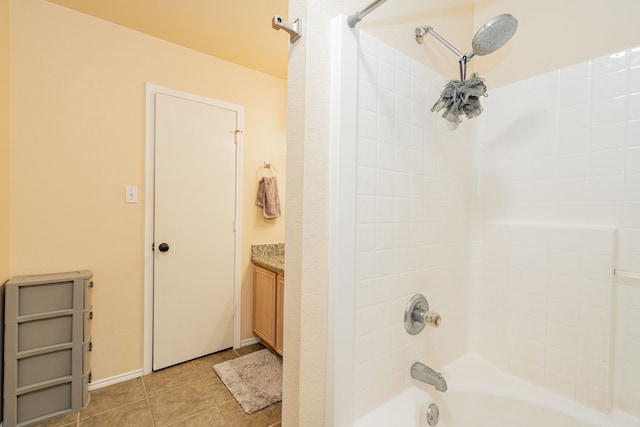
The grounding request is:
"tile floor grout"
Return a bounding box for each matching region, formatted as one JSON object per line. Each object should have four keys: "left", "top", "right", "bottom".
{"left": 34, "top": 343, "right": 281, "bottom": 427}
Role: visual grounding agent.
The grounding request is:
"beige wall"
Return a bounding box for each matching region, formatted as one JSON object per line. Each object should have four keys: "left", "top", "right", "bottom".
{"left": 1, "top": 0, "right": 9, "bottom": 284}
{"left": 10, "top": 0, "right": 286, "bottom": 381}
{"left": 474, "top": 0, "right": 640, "bottom": 87}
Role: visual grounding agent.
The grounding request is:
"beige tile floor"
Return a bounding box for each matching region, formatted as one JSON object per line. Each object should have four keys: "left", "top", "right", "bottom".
{"left": 34, "top": 343, "right": 281, "bottom": 427}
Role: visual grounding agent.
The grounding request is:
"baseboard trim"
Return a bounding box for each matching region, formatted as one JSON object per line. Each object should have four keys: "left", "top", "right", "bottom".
{"left": 87, "top": 341, "right": 258, "bottom": 391}
{"left": 88, "top": 369, "right": 144, "bottom": 391}
{"left": 240, "top": 337, "right": 260, "bottom": 347}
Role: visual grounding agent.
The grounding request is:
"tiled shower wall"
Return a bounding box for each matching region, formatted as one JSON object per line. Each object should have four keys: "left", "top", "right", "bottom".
{"left": 352, "top": 31, "right": 473, "bottom": 417}
{"left": 471, "top": 222, "right": 616, "bottom": 412}
{"left": 471, "top": 47, "right": 640, "bottom": 416}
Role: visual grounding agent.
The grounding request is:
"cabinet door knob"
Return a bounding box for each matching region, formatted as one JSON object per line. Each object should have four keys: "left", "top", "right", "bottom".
{"left": 158, "top": 243, "right": 170, "bottom": 252}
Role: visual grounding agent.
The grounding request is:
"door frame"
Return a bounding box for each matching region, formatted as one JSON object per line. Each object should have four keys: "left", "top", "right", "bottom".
{"left": 143, "top": 83, "right": 244, "bottom": 374}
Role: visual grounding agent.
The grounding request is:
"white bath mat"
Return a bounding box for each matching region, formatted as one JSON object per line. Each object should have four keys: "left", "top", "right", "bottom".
{"left": 213, "top": 349, "right": 282, "bottom": 414}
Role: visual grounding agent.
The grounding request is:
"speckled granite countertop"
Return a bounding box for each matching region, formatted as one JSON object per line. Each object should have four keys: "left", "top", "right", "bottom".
{"left": 251, "top": 243, "right": 284, "bottom": 275}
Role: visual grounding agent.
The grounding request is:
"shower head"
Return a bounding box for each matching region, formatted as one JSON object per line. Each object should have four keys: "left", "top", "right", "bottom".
{"left": 471, "top": 14, "right": 518, "bottom": 56}
{"left": 416, "top": 13, "right": 518, "bottom": 60}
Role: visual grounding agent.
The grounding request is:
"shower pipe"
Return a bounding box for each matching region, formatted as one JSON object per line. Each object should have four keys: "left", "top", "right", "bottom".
{"left": 348, "top": 0, "right": 389, "bottom": 27}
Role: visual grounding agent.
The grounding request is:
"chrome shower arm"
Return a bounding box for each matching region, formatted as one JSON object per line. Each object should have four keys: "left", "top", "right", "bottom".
{"left": 416, "top": 26, "right": 465, "bottom": 60}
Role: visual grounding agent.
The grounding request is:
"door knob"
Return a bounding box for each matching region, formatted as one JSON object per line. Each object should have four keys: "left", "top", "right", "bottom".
{"left": 158, "top": 243, "right": 170, "bottom": 252}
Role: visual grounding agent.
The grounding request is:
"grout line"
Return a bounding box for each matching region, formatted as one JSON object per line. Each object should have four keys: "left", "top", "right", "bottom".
{"left": 145, "top": 398, "right": 156, "bottom": 427}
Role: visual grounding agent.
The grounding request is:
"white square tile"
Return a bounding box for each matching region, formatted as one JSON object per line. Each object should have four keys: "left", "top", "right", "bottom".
{"left": 395, "top": 126, "right": 415, "bottom": 153}
{"left": 559, "top": 103, "right": 590, "bottom": 131}
{"left": 580, "top": 302, "right": 611, "bottom": 337}
{"left": 377, "top": 115, "right": 394, "bottom": 145}
{"left": 557, "top": 153, "right": 588, "bottom": 177}
{"left": 576, "top": 381, "right": 609, "bottom": 412}
{"left": 580, "top": 253, "right": 614, "bottom": 282}
{"left": 587, "top": 175, "right": 625, "bottom": 201}
{"left": 588, "top": 149, "right": 625, "bottom": 176}
{"left": 578, "top": 330, "right": 609, "bottom": 362}
{"left": 548, "top": 227, "right": 583, "bottom": 251}
{"left": 545, "top": 370, "right": 576, "bottom": 400}
{"left": 358, "top": 32, "right": 378, "bottom": 56}
{"left": 359, "top": 80, "right": 378, "bottom": 112}
{"left": 546, "top": 344, "right": 577, "bottom": 374}
{"left": 358, "top": 137, "right": 377, "bottom": 167}
{"left": 548, "top": 298, "right": 579, "bottom": 328}
{"left": 357, "top": 224, "right": 376, "bottom": 252}
{"left": 357, "top": 195, "right": 376, "bottom": 224}
{"left": 558, "top": 128, "right": 590, "bottom": 154}
{"left": 357, "top": 166, "right": 377, "bottom": 195}
{"left": 378, "top": 41, "right": 396, "bottom": 65}
{"left": 375, "top": 197, "right": 394, "bottom": 222}
{"left": 590, "top": 122, "right": 626, "bottom": 151}
{"left": 560, "top": 61, "right": 591, "bottom": 83}
{"left": 631, "top": 46, "right": 640, "bottom": 67}
{"left": 623, "top": 175, "right": 640, "bottom": 202}
{"left": 591, "top": 95, "right": 627, "bottom": 126}
{"left": 396, "top": 53, "right": 413, "bottom": 75}
{"left": 379, "top": 88, "right": 396, "bottom": 118}
{"left": 631, "top": 93, "right": 640, "bottom": 120}
{"left": 549, "top": 274, "right": 581, "bottom": 300}
{"left": 359, "top": 109, "right": 378, "bottom": 140}
{"left": 376, "top": 169, "right": 394, "bottom": 196}
{"left": 534, "top": 70, "right": 560, "bottom": 89}
{"left": 592, "top": 69, "right": 628, "bottom": 101}
{"left": 618, "top": 308, "right": 640, "bottom": 339}
{"left": 560, "top": 79, "right": 591, "bottom": 107}
{"left": 378, "top": 142, "right": 394, "bottom": 169}
{"left": 376, "top": 224, "right": 394, "bottom": 250}
{"left": 619, "top": 228, "right": 640, "bottom": 256}
{"left": 356, "top": 252, "right": 377, "bottom": 280}
{"left": 630, "top": 66, "right": 640, "bottom": 94}
{"left": 359, "top": 51, "right": 379, "bottom": 83}
{"left": 411, "top": 102, "right": 426, "bottom": 128}
{"left": 356, "top": 279, "right": 375, "bottom": 309}
{"left": 580, "top": 228, "right": 615, "bottom": 254}
{"left": 618, "top": 334, "right": 640, "bottom": 362}
{"left": 549, "top": 250, "right": 581, "bottom": 276}
{"left": 397, "top": 70, "right": 411, "bottom": 99}
{"left": 411, "top": 77, "right": 426, "bottom": 104}
{"left": 592, "top": 49, "right": 629, "bottom": 75}
{"left": 517, "top": 313, "right": 547, "bottom": 341}
{"left": 375, "top": 250, "right": 395, "bottom": 277}
{"left": 517, "top": 336, "right": 546, "bottom": 365}
{"left": 411, "top": 59, "right": 425, "bottom": 80}
{"left": 625, "top": 147, "right": 640, "bottom": 174}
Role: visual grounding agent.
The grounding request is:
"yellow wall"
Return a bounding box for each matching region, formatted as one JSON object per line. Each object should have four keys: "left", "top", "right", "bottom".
{"left": 10, "top": 0, "right": 286, "bottom": 381}
{"left": 474, "top": 0, "right": 640, "bottom": 87}
{"left": 0, "top": 0, "right": 9, "bottom": 284}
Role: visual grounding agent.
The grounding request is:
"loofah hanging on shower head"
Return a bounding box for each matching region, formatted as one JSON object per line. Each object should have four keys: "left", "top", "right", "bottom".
{"left": 431, "top": 73, "right": 487, "bottom": 130}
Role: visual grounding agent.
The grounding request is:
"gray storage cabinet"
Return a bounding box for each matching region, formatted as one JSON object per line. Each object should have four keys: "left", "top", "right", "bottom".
{"left": 4, "top": 270, "right": 93, "bottom": 427}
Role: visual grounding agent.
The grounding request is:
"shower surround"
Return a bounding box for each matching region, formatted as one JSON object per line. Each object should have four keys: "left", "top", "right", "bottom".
{"left": 330, "top": 15, "right": 640, "bottom": 425}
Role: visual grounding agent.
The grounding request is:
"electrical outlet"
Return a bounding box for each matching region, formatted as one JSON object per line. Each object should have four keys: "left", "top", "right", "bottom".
{"left": 125, "top": 185, "right": 138, "bottom": 203}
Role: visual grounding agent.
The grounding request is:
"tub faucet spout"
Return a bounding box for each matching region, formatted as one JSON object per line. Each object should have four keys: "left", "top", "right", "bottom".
{"left": 411, "top": 362, "right": 447, "bottom": 392}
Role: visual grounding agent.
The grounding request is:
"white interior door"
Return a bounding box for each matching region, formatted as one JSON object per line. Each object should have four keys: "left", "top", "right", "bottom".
{"left": 153, "top": 92, "right": 237, "bottom": 370}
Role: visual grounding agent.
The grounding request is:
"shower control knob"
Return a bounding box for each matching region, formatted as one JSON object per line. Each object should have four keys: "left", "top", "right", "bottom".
{"left": 158, "top": 243, "right": 170, "bottom": 252}
{"left": 413, "top": 308, "right": 442, "bottom": 328}
{"left": 405, "top": 294, "right": 443, "bottom": 335}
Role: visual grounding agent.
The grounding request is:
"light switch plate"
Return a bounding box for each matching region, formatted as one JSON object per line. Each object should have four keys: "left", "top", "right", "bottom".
{"left": 125, "top": 185, "right": 138, "bottom": 203}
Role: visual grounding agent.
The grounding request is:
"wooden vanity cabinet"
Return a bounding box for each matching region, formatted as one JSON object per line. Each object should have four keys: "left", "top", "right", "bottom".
{"left": 253, "top": 265, "right": 284, "bottom": 356}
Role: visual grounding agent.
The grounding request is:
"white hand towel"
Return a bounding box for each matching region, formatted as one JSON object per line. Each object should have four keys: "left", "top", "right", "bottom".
{"left": 255, "top": 176, "right": 281, "bottom": 219}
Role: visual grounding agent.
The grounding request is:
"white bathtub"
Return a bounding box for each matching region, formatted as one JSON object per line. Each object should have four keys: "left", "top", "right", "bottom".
{"left": 354, "top": 354, "right": 639, "bottom": 427}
